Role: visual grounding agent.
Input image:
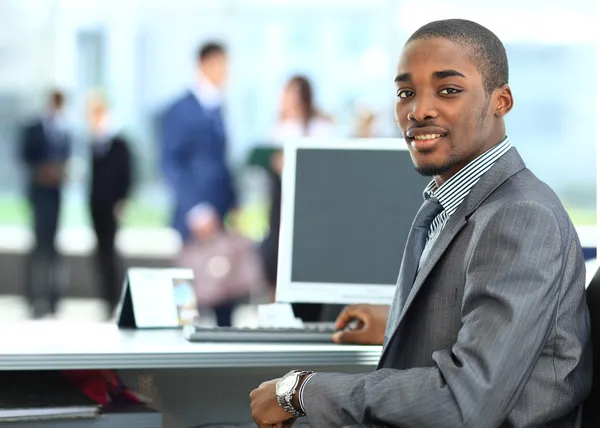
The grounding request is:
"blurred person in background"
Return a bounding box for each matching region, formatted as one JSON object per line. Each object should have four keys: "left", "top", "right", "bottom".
{"left": 160, "top": 42, "right": 238, "bottom": 327}
{"left": 261, "top": 75, "right": 334, "bottom": 322}
{"left": 272, "top": 75, "right": 334, "bottom": 142}
{"left": 354, "top": 110, "right": 376, "bottom": 138}
{"left": 351, "top": 100, "right": 387, "bottom": 139}
{"left": 353, "top": 105, "right": 379, "bottom": 138}
{"left": 87, "top": 91, "right": 133, "bottom": 319}
{"left": 20, "top": 89, "right": 71, "bottom": 318}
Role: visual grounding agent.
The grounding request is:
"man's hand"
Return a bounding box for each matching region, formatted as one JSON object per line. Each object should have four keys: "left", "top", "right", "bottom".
{"left": 36, "top": 162, "right": 65, "bottom": 186}
{"left": 188, "top": 206, "right": 219, "bottom": 241}
{"left": 333, "top": 304, "right": 390, "bottom": 345}
{"left": 250, "top": 379, "right": 296, "bottom": 427}
{"left": 113, "top": 200, "right": 125, "bottom": 220}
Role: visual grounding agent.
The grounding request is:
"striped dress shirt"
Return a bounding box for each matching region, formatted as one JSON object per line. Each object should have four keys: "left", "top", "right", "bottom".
{"left": 418, "top": 136, "right": 512, "bottom": 268}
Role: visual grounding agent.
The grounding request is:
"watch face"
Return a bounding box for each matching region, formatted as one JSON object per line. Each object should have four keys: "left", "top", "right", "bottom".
{"left": 276, "top": 374, "right": 297, "bottom": 395}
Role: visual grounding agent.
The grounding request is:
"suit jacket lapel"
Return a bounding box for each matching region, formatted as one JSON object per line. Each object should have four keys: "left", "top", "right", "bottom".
{"left": 380, "top": 148, "right": 527, "bottom": 359}
{"left": 401, "top": 205, "right": 467, "bottom": 317}
{"left": 190, "top": 91, "right": 225, "bottom": 141}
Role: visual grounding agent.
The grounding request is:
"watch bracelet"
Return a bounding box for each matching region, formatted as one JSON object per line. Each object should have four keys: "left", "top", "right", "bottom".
{"left": 280, "top": 370, "right": 314, "bottom": 417}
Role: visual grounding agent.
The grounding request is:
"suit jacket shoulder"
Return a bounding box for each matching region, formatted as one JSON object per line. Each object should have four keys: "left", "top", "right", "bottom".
{"left": 110, "top": 134, "right": 130, "bottom": 152}
{"left": 164, "top": 91, "right": 200, "bottom": 117}
{"left": 474, "top": 164, "right": 573, "bottom": 241}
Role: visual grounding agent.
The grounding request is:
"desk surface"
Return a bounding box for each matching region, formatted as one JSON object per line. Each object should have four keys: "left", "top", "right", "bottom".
{"left": 0, "top": 322, "right": 381, "bottom": 370}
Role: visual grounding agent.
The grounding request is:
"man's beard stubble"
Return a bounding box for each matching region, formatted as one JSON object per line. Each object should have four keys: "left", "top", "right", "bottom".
{"left": 414, "top": 151, "right": 459, "bottom": 177}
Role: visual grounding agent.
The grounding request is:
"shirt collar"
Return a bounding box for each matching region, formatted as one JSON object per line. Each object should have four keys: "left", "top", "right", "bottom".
{"left": 92, "top": 114, "right": 118, "bottom": 143}
{"left": 192, "top": 72, "right": 222, "bottom": 110}
{"left": 91, "top": 115, "right": 119, "bottom": 157}
{"left": 424, "top": 136, "right": 512, "bottom": 216}
{"left": 43, "top": 112, "right": 66, "bottom": 132}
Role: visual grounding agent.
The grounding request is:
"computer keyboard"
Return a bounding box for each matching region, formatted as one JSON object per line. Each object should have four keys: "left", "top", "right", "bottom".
{"left": 183, "top": 323, "right": 337, "bottom": 343}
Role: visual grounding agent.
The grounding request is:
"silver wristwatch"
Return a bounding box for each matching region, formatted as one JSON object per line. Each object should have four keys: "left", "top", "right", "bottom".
{"left": 276, "top": 370, "right": 313, "bottom": 417}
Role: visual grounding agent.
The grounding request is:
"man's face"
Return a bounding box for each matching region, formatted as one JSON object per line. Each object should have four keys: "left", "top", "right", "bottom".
{"left": 394, "top": 37, "right": 505, "bottom": 181}
{"left": 88, "top": 102, "right": 104, "bottom": 131}
{"left": 200, "top": 53, "right": 228, "bottom": 88}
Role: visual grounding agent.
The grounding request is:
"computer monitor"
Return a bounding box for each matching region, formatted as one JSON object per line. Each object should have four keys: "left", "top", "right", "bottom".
{"left": 276, "top": 138, "right": 430, "bottom": 305}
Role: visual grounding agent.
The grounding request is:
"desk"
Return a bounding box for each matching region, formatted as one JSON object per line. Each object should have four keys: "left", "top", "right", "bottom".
{"left": 0, "top": 323, "right": 381, "bottom": 427}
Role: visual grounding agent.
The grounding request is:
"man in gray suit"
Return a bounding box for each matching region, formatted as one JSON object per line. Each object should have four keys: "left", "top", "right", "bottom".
{"left": 249, "top": 19, "right": 592, "bottom": 428}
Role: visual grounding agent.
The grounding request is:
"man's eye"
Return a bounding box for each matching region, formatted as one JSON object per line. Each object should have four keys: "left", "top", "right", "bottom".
{"left": 396, "top": 90, "right": 414, "bottom": 99}
{"left": 439, "top": 88, "right": 461, "bottom": 95}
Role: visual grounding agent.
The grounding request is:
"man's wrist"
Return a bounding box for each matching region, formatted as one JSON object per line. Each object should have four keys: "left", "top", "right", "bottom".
{"left": 292, "top": 372, "right": 316, "bottom": 413}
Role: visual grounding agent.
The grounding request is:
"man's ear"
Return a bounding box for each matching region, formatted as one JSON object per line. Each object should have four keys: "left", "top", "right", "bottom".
{"left": 494, "top": 84, "right": 513, "bottom": 118}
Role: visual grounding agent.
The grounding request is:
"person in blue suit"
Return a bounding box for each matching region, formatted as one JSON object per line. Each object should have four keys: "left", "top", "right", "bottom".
{"left": 160, "top": 42, "right": 237, "bottom": 326}
{"left": 20, "top": 90, "right": 71, "bottom": 318}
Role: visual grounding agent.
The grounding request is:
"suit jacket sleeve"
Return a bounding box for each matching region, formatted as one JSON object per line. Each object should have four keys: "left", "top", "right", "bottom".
{"left": 114, "top": 137, "right": 133, "bottom": 201}
{"left": 162, "top": 105, "right": 220, "bottom": 219}
{"left": 64, "top": 133, "right": 72, "bottom": 160}
{"left": 160, "top": 106, "right": 203, "bottom": 214}
{"left": 302, "top": 201, "right": 574, "bottom": 428}
{"left": 20, "top": 124, "right": 38, "bottom": 166}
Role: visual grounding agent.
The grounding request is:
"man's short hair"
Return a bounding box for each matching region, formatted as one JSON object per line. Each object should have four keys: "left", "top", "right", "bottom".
{"left": 197, "top": 42, "right": 226, "bottom": 62}
{"left": 406, "top": 19, "right": 509, "bottom": 95}
{"left": 50, "top": 89, "right": 65, "bottom": 110}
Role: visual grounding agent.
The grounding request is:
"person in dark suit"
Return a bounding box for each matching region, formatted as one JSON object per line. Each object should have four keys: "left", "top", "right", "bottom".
{"left": 250, "top": 19, "right": 591, "bottom": 427}
{"left": 160, "top": 42, "right": 237, "bottom": 326}
{"left": 20, "top": 90, "right": 71, "bottom": 318}
{"left": 87, "top": 92, "right": 133, "bottom": 319}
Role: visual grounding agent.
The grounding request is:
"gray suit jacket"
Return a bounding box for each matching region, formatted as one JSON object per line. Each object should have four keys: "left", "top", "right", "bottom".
{"left": 303, "top": 148, "right": 592, "bottom": 427}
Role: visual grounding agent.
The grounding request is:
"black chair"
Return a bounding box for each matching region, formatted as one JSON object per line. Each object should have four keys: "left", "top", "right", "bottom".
{"left": 583, "top": 265, "right": 600, "bottom": 426}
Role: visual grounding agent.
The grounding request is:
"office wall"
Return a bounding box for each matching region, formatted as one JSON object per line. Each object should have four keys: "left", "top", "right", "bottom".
{"left": 0, "top": 0, "right": 596, "bottom": 232}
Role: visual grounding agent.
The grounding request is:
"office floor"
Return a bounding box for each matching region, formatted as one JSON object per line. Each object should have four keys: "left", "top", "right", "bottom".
{"left": 0, "top": 295, "right": 259, "bottom": 325}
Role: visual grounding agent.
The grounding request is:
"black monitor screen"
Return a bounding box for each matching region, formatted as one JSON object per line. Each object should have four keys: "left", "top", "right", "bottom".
{"left": 291, "top": 148, "right": 430, "bottom": 285}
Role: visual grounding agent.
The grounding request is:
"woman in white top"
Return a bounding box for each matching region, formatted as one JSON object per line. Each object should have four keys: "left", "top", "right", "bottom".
{"left": 265, "top": 75, "right": 333, "bottom": 322}
{"left": 272, "top": 75, "right": 334, "bottom": 143}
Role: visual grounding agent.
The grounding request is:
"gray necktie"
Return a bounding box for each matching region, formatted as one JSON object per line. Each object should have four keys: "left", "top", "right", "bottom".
{"left": 402, "top": 196, "right": 443, "bottom": 286}
{"left": 385, "top": 197, "right": 443, "bottom": 343}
